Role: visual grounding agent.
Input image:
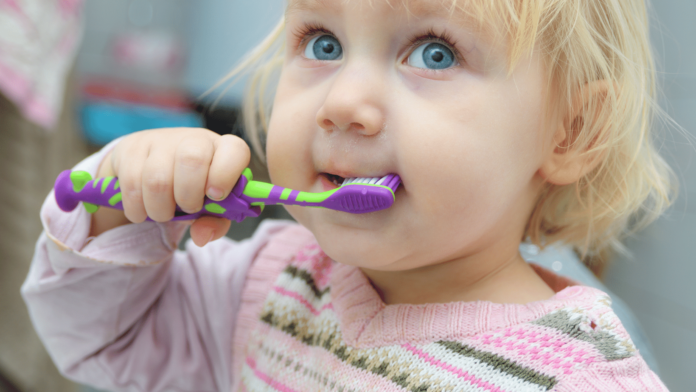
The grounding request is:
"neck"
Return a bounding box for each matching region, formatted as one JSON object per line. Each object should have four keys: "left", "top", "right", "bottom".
{"left": 360, "top": 240, "right": 555, "bottom": 306}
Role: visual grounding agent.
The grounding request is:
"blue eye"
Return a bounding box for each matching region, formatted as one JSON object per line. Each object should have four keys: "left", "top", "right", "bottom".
{"left": 407, "top": 42, "right": 456, "bottom": 70}
{"left": 305, "top": 35, "right": 343, "bottom": 61}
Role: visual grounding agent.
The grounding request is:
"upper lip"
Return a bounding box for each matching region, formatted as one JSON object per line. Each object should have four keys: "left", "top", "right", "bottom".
{"left": 320, "top": 170, "right": 391, "bottom": 179}
{"left": 319, "top": 163, "right": 395, "bottom": 179}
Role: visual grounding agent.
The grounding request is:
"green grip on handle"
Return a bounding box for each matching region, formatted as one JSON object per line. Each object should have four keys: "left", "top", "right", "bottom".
{"left": 70, "top": 171, "right": 92, "bottom": 193}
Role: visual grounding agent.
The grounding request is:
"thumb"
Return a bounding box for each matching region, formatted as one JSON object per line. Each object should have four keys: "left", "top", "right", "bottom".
{"left": 190, "top": 216, "right": 232, "bottom": 246}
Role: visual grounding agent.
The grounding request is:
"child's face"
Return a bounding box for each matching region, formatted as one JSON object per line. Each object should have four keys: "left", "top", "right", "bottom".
{"left": 266, "top": 0, "right": 557, "bottom": 271}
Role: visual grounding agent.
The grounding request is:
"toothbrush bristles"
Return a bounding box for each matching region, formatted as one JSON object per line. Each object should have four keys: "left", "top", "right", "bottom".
{"left": 342, "top": 174, "right": 401, "bottom": 192}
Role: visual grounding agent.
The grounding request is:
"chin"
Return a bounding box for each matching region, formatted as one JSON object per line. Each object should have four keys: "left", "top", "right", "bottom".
{"left": 305, "top": 218, "right": 402, "bottom": 269}
{"left": 315, "top": 231, "right": 383, "bottom": 268}
{"left": 286, "top": 196, "right": 410, "bottom": 268}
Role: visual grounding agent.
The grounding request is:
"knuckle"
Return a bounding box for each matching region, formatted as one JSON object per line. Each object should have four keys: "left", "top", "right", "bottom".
{"left": 120, "top": 179, "right": 142, "bottom": 201}
{"left": 177, "top": 149, "right": 210, "bottom": 169}
{"left": 144, "top": 174, "right": 172, "bottom": 195}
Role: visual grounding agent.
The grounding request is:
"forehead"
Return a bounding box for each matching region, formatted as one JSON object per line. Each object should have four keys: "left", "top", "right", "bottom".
{"left": 288, "top": 0, "right": 460, "bottom": 19}
{"left": 286, "top": 0, "right": 497, "bottom": 36}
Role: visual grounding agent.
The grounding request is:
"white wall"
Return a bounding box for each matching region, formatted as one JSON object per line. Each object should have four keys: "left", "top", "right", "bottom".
{"left": 184, "top": 0, "right": 285, "bottom": 104}
{"left": 603, "top": 2, "right": 696, "bottom": 391}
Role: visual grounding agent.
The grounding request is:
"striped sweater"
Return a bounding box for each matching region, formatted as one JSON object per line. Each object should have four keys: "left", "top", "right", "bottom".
{"left": 231, "top": 226, "right": 667, "bottom": 392}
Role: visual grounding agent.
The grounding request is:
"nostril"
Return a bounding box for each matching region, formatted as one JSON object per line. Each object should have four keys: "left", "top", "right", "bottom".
{"left": 320, "top": 119, "right": 368, "bottom": 134}
{"left": 351, "top": 123, "right": 365, "bottom": 132}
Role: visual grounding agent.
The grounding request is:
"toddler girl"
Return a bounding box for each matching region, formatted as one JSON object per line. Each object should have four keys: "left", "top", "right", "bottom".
{"left": 23, "top": 0, "right": 673, "bottom": 390}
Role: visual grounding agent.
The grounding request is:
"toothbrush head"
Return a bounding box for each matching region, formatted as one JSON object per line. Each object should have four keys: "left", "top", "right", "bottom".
{"left": 320, "top": 174, "right": 401, "bottom": 213}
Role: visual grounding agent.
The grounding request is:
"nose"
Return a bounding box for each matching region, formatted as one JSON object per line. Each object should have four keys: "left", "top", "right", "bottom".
{"left": 316, "top": 64, "right": 386, "bottom": 136}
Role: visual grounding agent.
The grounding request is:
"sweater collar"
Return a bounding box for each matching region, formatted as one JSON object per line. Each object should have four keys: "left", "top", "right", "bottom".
{"left": 329, "top": 260, "right": 600, "bottom": 349}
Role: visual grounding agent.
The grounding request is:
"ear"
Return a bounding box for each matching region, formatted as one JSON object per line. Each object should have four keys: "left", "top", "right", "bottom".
{"left": 539, "top": 81, "right": 612, "bottom": 186}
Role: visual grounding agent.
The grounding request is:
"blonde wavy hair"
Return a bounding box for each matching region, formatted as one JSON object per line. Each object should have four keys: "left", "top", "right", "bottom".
{"left": 212, "top": 0, "right": 676, "bottom": 265}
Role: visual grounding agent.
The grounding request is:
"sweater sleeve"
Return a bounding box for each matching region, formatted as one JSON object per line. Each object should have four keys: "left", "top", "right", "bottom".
{"left": 20, "top": 144, "right": 295, "bottom": 392}
{"left": 554, "top": 355, "right": 669, "bottom": 391}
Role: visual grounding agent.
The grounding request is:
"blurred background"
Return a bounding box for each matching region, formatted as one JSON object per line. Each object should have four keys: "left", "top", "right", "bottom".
{"left": 0, "top": 0, "right": 693, "bottom": 391}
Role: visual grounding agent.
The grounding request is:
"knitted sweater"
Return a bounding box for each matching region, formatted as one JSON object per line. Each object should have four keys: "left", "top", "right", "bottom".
{"left": 230, "top": 225, "right": 667, "bottom": 392}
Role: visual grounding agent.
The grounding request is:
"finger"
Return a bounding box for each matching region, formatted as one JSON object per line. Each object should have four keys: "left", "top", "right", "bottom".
{"left": 206, "top": 135, "right": 251, "bottom": 200}
{"left": 190, "top": 216, "right": 231, "bottom": 246}
{"left": 141, "top": 150, "right": 176, "bottom": 222}
{"left": 117, "top": 143, "right": 149, "bottom": 223}
{"left": 96, "top": 151, "right": 116, "bottom": 178}
{"left": 174, "top": 137, "right": 215, "bottom": 213}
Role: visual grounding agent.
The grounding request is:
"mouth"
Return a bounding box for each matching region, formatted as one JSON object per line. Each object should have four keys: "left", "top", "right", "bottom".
{"left": 319, "top": 172, "right": 349, "bottom": 191}
{"left": 322, "top": 173, "right": 346, "bottom": 187}
{"left": 313, "top": 170, "right": 404, "bottom": 215}
{"left": 319, "top": 171, "right": 403, "bottom": 193}
{"left": 321, "top": 172, "right": 393, "bottom": 188}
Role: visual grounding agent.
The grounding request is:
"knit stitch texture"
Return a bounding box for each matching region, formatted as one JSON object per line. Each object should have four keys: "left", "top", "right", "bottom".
{"left": 231, "top": 226, "right": 667, "bottom": 391}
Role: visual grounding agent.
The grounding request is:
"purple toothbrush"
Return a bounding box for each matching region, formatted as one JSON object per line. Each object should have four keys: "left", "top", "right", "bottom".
{"left": 53, "top": 168, "right": 401, "bottom": 222}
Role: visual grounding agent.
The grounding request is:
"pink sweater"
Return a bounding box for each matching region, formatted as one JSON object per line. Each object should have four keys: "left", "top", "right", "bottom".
{"left": 22, "top": 148, "right": 667, "bottom": 391}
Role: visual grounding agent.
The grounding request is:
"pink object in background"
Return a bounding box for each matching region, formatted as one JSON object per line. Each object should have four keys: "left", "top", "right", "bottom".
{"left": 0, "top": 0, "right": 83, "bottom": 129}
{"left": 58, "top": 0, "right": 82, "bottom": 16}
{"left": 113, "top": 31, "right": 184, "bottom": 74}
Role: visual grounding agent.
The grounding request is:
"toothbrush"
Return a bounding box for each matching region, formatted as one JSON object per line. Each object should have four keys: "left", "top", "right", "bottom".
{"left": 53, "top": 168, "right": 401, "bottom": 223}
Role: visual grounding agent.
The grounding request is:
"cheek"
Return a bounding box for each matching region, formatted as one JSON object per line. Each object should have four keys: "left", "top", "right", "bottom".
{"left": 394, "top": 82, "right": 547, "bottom": 221}
{"left": 266, "top": 107, "right": 316, "bottom": 227}
{"left": 266, "top": 78, "right": 319, "bottom": 188}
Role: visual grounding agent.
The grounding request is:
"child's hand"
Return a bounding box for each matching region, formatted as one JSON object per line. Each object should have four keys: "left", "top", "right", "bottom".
{"left": 90, "top": 128, "right": 251, "bottom": 246}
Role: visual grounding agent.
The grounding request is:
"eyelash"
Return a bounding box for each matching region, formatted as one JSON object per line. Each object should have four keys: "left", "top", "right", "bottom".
{"left": 292, "top": 23, "right": 463, "bottom": 66}
{"left": 407, "top": 29, "right": 459, "bottom": 55}
{"left": 292, "top": 23, "right": 332, "bottom": 49}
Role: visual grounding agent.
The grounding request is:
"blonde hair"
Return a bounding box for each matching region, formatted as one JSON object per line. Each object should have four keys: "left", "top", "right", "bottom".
{"left": 214, "top": 0, "right": 676, "bottom": 264}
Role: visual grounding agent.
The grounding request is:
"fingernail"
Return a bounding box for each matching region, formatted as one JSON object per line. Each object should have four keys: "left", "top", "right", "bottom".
{"left": 207, "top": 186, "right": 223, "bottom": 200}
